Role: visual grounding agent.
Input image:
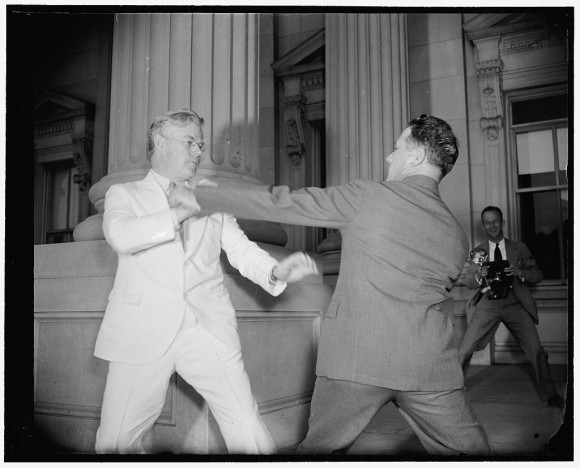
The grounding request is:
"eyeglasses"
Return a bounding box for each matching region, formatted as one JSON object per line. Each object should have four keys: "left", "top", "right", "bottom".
{"left": 165, "top": 136, "right": 206, "bottom": 152}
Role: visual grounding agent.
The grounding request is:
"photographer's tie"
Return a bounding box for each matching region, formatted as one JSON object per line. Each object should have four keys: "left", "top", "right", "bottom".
{"left": 494, "top": 243, "right": 502, "bottom": 261}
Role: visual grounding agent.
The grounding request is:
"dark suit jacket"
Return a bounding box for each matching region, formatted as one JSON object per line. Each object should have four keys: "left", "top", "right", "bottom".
{"left": 465, "top": 238, "right": 543, "bottom": 323}
{"left": 197, "top": 175, "right": 468, "bottom": 391}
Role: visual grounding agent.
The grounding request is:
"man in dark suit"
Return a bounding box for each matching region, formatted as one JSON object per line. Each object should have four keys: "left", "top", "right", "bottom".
{"left": 458, "top": 206, "right": 564, "bottom": 408}
{"left": 193, "top": 115, "right": 493, "bottom": 456}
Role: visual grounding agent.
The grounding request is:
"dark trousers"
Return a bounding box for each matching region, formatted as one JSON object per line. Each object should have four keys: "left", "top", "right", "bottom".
{"left": 296, "top": 376, "right": 493, "bottom": 456}
{"left": 458, "top": 293, "right": 556, "bottom": 402}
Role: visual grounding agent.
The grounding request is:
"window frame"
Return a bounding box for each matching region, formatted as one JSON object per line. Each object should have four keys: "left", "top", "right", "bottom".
{"left": 42, "top": 160, "right": 79, "bottom": 244}
{"left": 505, "top": 84, "right": 568, "bottom": 285}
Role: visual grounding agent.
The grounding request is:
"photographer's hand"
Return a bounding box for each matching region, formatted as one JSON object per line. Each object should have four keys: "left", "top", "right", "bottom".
{"left": 506, "top": 263, "right": 524, "bottom": 281}
{"left": 476, "top": 265, "right": 489, "bottom": 285}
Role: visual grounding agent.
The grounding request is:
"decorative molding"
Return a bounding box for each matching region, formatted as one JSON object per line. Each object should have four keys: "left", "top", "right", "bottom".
{"left": 302, "top": 70, "right": 325, "bottom": 90}
{"left": 34, "top": 313, "right": 178, "bottom": 426}
{"left": 480, "top": 116, "right": 503, "bottom": 142}
{"left": 72, "top": 137, "right": 93, "bottom": 191}
{"left": 34, "top": 382, "right": 177, "bottom": 426}
{"left": 282, "top": 95, "right": 307, "bottom": 167}
{"left": 259, "top": 392, "right": 313, "bottom": 415}
{"left": 475, "top": 59, "right": 504, "bottom": 142}
{"left": 500, "top": 30, "right": 567, "bottom": 56}
{"left": 34, "top": 402, "right": 102, "bottom": 420}
{"left": 271, "top": 29, "right": 324, "bottom": 73}
{"left": 34, "top": 121, "right": 75, "bottom": 137}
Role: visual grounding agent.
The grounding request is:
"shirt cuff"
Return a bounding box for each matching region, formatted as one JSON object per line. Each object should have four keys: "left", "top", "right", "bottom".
{"left": 268, "top": 265, "right": 287, "bottom": 296}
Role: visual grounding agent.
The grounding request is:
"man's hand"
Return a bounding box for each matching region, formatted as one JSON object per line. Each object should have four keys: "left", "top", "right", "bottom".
{"left": 168, "top": 182, "right": 200, "bottom": 223}
{"left": 480, "top": 265, "right": 489, "bottom": 278}
{"left": 505, "top": 263, "right": 522, "bottom": 278}
{"left": 192, "top": 177, "right": 219, "bottom": 188}
{"left": 273, "top": 252, "right": 319, "bottom": 283}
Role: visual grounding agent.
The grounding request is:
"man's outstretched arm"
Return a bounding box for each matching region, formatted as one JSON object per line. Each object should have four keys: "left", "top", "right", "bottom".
{"left": 194, "top": 180, "right": 363, "bottom": 229}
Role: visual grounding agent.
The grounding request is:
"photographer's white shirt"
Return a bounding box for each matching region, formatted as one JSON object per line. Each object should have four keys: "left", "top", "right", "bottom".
{"left": 488, "top": 239, "right": 506, "bottom": 261}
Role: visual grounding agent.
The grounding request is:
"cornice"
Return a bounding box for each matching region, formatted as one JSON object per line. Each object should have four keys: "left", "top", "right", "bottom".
{"left": 271, "top": 29, "right": 324, "bottom": 74}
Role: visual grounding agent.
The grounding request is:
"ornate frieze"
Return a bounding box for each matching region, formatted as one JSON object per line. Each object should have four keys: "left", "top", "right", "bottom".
{"left": 34, "top": 121, "right": 75, "bottom": 137}
{"left": 500, "top": 30, "right": 567, "bottom": 56}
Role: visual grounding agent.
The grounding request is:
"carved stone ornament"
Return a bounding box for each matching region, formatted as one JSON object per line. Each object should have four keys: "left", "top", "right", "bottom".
{"left": 72, "top": 137, "right": 93, "bottom": 191}
{"left": 283, "top": 95, "right": 306, "bottom": 167}
{"left": 480, "top": 116, "right": 503, "bottom": 141}
{"left": 476, "top": 59, "right": 504, "bottom": 142}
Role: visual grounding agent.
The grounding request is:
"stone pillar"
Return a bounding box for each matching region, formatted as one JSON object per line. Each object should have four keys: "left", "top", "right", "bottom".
{"left": 473, "top": 36, "right": 508, "bottom": 211}
{"left": 74, "top": 13, "right": 285, "bottom": 245}
{"left": 319, "top": 13, "right": 409, "bottom": 274}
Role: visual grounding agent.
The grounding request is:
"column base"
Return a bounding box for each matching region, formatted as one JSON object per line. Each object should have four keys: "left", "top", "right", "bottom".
{"left": 73, "top": 213, "right": 105, "bottom": 241}
{"left": 317, "top": 230, "right": 342, "bottom": 275}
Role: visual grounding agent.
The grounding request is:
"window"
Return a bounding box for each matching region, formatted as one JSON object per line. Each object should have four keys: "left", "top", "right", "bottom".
{"left": 508, "top": 88, "right": 568, "bottom": 282}
{"left": 44, "top": 162, "right": 82, "bottom": 244}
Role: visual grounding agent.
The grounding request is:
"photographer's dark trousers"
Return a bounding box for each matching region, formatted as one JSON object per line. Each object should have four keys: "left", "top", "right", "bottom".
{"left": 458, "top": 290, "right": 557, "bottom": 403}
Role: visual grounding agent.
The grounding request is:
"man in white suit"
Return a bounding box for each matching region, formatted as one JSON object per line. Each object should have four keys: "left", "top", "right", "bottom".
{"left": 93, "top": 109, "right": 319, "bottom": 454}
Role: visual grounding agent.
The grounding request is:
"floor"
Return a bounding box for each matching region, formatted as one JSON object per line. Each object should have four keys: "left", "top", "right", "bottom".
{"left": 282, "top": 364, "right": 570, "bottom": 461}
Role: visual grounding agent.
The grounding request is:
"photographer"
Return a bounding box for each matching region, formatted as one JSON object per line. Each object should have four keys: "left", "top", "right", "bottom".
{"left": 458, "top": 206, "right": 564, "bottom": 408}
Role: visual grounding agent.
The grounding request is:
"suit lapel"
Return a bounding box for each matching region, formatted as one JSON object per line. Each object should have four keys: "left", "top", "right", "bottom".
{"left": 136, "top": 170, "right": 171, "bottom": 215}
{"left": 504, "top": 239, "right": 517, "bottom": 266}
{"left": 183, "top": 180, "right": 219, "bottom": 259}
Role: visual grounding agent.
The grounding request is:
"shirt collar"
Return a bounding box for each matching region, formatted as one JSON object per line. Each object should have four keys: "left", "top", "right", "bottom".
{"left": 488, "top": 238, "right": 505, "bottom": 249}
{"left": 151, "top": 170, "right": 172, "bottom": 193}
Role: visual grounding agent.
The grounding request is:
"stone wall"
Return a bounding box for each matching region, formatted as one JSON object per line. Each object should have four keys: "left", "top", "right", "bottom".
{"left": 34, "top": 241, "right": 333, "bottom": 453}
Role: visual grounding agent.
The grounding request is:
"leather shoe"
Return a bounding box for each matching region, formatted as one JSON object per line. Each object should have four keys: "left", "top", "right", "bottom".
{"left": 546, "top": 395, "right": 565, "bottom": 409}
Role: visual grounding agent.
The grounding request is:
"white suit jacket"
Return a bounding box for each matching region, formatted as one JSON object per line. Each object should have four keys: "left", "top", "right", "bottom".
{"left": 94, "top": 170, "right": 286, "bottom": 365}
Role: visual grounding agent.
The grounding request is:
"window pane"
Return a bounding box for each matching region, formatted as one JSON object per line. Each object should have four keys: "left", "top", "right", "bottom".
{"left": 520, "top": 191, "right": 562, "bottom": 280}
{"left": 512, "top": 94, "right": 568, "bottom": 124}
{"left": 516, "top": 130, "right": 556, "bottom": 188}
{"left": 557, "top": 127, "right": 568, "bottom": 184}
{"left": 49, "top": 167, "right": 70, "bottom": 230}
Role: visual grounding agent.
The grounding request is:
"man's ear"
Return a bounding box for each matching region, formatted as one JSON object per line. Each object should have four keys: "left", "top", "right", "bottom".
{"left": 153, "top": 134, "right": 165, "bottom": 151}
{"left": 409, "top": 145, "right": 427, "bottom": 167}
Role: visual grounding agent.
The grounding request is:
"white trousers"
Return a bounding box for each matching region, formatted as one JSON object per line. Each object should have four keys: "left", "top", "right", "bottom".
{"left": 95, "top": 311, "right": 276, "bottom": 454}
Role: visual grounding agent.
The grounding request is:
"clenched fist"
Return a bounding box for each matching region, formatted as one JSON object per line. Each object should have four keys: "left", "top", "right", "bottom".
{"left": 273, "top": 252, "right": 319, "bottom": 283}
{"left": 167, "top": 181, "right": 200, "bottom": 223}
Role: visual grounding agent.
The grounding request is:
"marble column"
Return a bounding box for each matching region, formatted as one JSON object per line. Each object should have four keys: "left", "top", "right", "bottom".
{"left": 74, "top": 12, "right": 285, "bottom": 245}
{"left": 319, "top": 13, "right": 409, "bottom": 273}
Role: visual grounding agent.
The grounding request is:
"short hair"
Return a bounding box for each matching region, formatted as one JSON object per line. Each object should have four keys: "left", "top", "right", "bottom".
{"left": 147, "top": 109, "right": 205, "bottom": 160}
{"left": 406, "top": 114, "right": 459, "bottom": 176}
{"left": 481, "top": 206, "right": 503, "bottom": 222}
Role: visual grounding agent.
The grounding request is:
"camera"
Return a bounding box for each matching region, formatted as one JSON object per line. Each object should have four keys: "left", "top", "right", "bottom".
{"left": 485, "top": 260, "right": 512, "bottom": 299}
{"left": 469, "top": 248, "right": 512, "bottom": 301}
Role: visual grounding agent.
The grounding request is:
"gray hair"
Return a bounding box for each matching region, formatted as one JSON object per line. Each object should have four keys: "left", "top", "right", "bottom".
{"left": 147, "top": 109, "right": 204, "bottom": 160}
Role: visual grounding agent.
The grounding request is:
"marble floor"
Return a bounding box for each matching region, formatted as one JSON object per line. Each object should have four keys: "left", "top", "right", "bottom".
{"left": 282, "top": 364, "right": 571, "bottom": 461}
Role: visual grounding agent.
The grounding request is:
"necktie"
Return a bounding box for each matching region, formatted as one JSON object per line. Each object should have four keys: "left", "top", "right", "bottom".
{"left": 494, "top": 243, "right": 502, "bottom": 261}
{"left": 167, "top": 182, "right": 187, "bottom": 248}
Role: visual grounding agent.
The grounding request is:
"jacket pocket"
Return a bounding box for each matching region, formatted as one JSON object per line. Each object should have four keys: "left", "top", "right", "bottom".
{"left": 108, "top": 288, "right": 143, "bottom": 306}
{"left": 325, "top": 298, "right": 340, "bottom": 318}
